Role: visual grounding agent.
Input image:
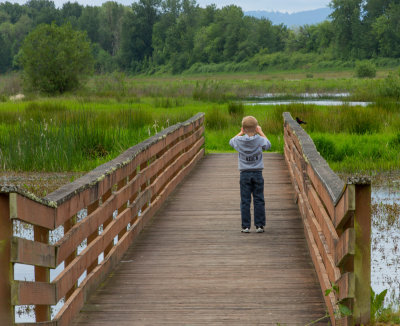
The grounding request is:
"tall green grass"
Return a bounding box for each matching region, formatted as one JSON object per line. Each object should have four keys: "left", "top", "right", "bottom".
{"left": 0, "top": 100, "right": 194, "bottom": 171}
{"left": 1, "top": 70, "right": 400, "bottom": 173}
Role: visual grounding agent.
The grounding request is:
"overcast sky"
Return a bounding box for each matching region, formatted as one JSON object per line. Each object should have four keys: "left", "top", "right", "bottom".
{"left": 7, "top": 0, "right": 331, "bottom": 13}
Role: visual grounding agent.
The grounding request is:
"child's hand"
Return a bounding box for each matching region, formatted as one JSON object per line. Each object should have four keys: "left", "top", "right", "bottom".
{"left": 256, "top": 125, "right": 267, "bottom": 138}
{"left": 237, "top": 128, "right": 245, "bottom": 136}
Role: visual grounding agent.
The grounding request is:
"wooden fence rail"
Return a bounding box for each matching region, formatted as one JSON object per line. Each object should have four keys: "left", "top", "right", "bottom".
{"left": 0, "top": 113, "right": 205, "bottom": 326}
{"left": 283, "top": 112, "right": 371, "bottom": 326}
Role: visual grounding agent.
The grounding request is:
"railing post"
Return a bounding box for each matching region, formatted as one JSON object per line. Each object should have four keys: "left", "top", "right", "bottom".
{"left": 353, "top": 183, "right": 371, "bottom": 323}
{"left": 34, "top": 225, "right": 50, "bottom": 322}
{"left": 0, "top": 193, "right": 13, "bottom": 325}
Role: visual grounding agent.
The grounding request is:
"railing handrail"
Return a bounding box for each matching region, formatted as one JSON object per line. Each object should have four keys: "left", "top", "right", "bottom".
{"left": 282, "top": 112, "right": 346, "bottom": 205}
{"left": 0, "top": 113, "right": 205, "bottom": 325}
{"left": 283, "top": 112, "right": 371, "bottom": 326}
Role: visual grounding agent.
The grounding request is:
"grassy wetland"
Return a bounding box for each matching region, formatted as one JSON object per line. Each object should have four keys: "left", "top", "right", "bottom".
{"left": 1, "top": 70, "right": 400, "bottom": 321}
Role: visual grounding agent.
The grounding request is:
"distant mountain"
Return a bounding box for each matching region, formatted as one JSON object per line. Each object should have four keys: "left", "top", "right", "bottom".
{"left": 245, "top": 7, "right": 333, "bottom": 27}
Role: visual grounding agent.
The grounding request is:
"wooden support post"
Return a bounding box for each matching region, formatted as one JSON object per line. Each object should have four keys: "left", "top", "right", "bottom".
{"left": 353, "top": 184, "right": 371, "bottom": 324}
{"left": 0, "top": 194, "right": 13, "bottom": 325}
{"left": 34, "top": 225, "right": 50, "bottom": 322}
{"left": 87, "top": 200, "right": 99, "bottom": 274}
{"left": 64, "top": 215, "right": 77, "bottom": 300}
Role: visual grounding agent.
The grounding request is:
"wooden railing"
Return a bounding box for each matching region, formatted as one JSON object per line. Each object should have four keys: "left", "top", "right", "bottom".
{"left": 0, "top": 113, "right": 205, "bottom": 326}
{"left": 283, "top": 112, "right": 371, "bottom": 326}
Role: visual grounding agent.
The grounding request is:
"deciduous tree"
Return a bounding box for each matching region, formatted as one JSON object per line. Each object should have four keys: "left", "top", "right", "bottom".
{"left": 19, "top": 23, "right": 93, "bottom": 93}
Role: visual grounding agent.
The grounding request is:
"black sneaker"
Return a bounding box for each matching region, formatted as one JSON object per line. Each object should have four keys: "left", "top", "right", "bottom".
{"left": 256, "top": 226, "right": 264, "bottom": 233}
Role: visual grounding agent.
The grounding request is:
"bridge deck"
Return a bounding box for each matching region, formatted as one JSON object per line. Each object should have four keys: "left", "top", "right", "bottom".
{"left": 71, "top": 153, "right": 327, "bottom": 325}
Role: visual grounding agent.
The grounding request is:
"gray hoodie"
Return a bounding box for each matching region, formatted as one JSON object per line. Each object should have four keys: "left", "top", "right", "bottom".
{"left": 229, "top": 134, "right": 271, "bottom": 171}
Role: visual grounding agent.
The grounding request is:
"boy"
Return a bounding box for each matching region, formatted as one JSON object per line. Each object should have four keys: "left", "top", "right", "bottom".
{"left": 229, "top": 116, "right": 271, "bottom": 233}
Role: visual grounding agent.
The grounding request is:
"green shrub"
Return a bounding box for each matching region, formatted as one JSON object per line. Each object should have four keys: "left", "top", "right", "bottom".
{"left": 355, "top": 61, "right": 376, "bottom": 78}
{"left": 378, "top": 71, "right": 400, "bottom": 100}
{"left": 19, "top": 23, "right": 93, "bottom": 94}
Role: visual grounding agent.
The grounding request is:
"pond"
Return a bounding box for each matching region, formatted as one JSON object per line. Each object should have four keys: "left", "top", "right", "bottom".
{"left": 371, "top": 180, "right": 400, "bottom": 305}
{"left": 245, "top": 92, "right": 372, "bottom": 106}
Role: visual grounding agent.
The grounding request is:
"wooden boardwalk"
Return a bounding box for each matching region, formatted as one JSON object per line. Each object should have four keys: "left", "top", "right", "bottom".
{"left": 71, "top": 153, "right": 327, "bottom": 325}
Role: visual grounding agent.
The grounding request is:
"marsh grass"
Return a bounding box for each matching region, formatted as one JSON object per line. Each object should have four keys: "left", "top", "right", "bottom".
{"left": 0, "top": 100, "right": 194, "bottom": 171}
{"left": 1, "top": 70, "right": 400, "bottom": 172}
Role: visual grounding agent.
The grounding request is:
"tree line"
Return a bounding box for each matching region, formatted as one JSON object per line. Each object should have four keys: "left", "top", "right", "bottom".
{"left": 1, "top": 0, "right": 400, "bottom": 75}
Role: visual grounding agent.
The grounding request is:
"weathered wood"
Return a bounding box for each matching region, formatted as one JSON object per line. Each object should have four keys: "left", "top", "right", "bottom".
{"left": 336, "top": 272, "right": 355, "bottom": 301}
{"left": 307, "top": 185, "right": 339, "bottom": 255}
{"left": 87, "top": 200, "right": 100, "bottom": 274}
{"left": 10, "top": 193, "right": 55, "bottom": 229}
{"left": 11, "top": 281, "right": 56, "bottom": 305}
{"left": 284, "top": 112, "right": 371, "bottom": 325}
{"left": 0, "top": 193, "right": 13, "bottom": 325}
{"left": 49, "top": 114, "right": 204, "bottom": 227}
{"left": 298, "top": 193, "right": 336, "bottom": 325}
{"left": 283, "top": 112, "right": 344, "bottom": 206}
{"left": 334, "top": 184, "right": 355, "bottom": 231}
{"left": 64, "top": 215, "right": 77, "bottom": 301}
{"left": 11, "top": 237, "right": 56, "bottom": 268}
{"left": 353, "top": 184, "right": 371, "bottom": 324}
{"left": 70, "top": 154, "right": 327, "bottom": 326}
{"left": 335, "top": 228, "right": 355, "bottom": 268}
{"left": 306, "top": 164, "right": 336, "bottom": 219}
{"left": 34, "top": 225, "right": 51, "bottom": 322}
{"left": 303, "top": 195, "right": 340, "bottom": 284}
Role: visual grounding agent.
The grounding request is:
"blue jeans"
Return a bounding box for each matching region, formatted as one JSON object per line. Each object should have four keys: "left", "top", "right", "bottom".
{"left": 240, "top": 170, "right": 266, "bottom": 229}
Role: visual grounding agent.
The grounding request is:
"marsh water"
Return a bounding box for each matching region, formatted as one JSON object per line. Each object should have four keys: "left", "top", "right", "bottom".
{"left": 371, "top": 180, "right": 400, "bottom": 305}
{"left": 245, "top": 92, "right": 371, "bottom": 106}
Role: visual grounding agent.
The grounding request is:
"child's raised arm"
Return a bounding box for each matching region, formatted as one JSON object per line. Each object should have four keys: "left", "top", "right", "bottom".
{"left": 235, "top": 127, "right": 245, "bottom": 137}
{"left": 256, "top": 126, "right": 267, "bottom": 138}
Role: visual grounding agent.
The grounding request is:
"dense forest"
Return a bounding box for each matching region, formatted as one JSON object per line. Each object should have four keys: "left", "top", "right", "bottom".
{"left": 1, "top": 0, "right": 400, "bottom": 75}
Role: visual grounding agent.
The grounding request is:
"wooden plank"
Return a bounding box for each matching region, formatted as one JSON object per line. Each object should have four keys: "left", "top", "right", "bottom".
{"left": 64, "top": 215, "right": 77, "bottom": 301}
{"left": 336, "top": 272, "right": 355, "bottom": 301}
{"left": 307, "top": 185, "right": 339, "bottom": 255}
{"left": 335, "top": 228, "right": 355, "bottom": 267}
{"left": 34, "top": 225, "right": 51, "bottom": 322}
{"left": 303, "top": 192, "right": 341, "bottom": 284}
{"left": 306, "top": 164, "right": 335, "bottom": 220}
{"left": 11, "top": 237, "right": 56, "bottom": 268}
{"left": 14, "top": 322, "right": 56, "bottom": 326}
{"left": 70, "top": 153, "right": 326, "bottom": 326}
{"left": 54, "top": 284, "right": 84, "bottom": 326}
{"left": 53, "top": 190, "right": 152, "bottom": 301}
{"left": 0, "top": 193, "right": 13, "bottom": 325}
{"left": 11, "top": 281, "right": 56, "bottom": 305}
{"left": 52, "top": 146, "right": 205, "bottom": 326}
{"left": 291, "top": 160, "right": 304, "bottom": 195}
{"left": 297, "top": 193, "right": 336, "bottom": 325}
{"left": 334, "top": 185, "right": 355, "bottom": 230}
{"left": 151, "top": 137, "right": 204, "bottom": 197}
{"left": 56, "top": 123, "right": 204, "bottom": 262}
{"left": 55, "top": 174, "right": 146, "bottom": 264}
{"left": 10, "top": 193, "right": 55, "bottom": 230}
{"left": 353, "top": 184, "right": 371, "bottom": 323}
